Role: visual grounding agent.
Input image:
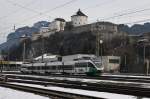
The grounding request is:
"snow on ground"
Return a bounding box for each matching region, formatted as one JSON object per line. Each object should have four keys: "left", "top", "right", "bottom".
{"left": 0, "top": 87, "right": 49, "bottom": 99}
{"left": 101, "top": 74, "right": 150, "bottom": 79}
{"left": 11, "top": 82, "right": 142, "bottom": 99}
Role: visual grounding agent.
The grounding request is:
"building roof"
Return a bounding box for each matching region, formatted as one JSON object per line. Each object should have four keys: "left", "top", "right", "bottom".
{"left": 71, "top": 9, "right": 87, "bottom": 17}
{"left": 55, "top": 18, "right": 65, "bottom": 22}
{"left": 96, "top": 21, "right": 117, "bottom": 26}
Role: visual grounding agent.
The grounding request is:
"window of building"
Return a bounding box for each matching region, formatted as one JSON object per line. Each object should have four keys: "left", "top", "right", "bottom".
{"left": 109, "top": 59, "right": 120, "bottom": 63}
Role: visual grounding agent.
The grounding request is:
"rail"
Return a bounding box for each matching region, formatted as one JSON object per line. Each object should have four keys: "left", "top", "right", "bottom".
{"left": 1, "top": 74, "right": 150, "bottom": 97}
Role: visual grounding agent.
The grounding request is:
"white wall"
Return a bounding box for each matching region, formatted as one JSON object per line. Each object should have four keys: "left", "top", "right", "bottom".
{"left": 71, "top": 16, "right": 88, "bottom": 27}
{"left": 102, "top": 56, "right": 120, "bottom": 72}
{"left": 0, "top": 55, "right": 3, "bottom": 60}
{"left": 49, "top": 20, "right": 66, "bottom": 32}
{"left": 40, "top": 27, "right": 49, "bottom": 33}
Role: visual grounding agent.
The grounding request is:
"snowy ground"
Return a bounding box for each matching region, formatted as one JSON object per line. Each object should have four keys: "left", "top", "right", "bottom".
{"left": 0, "top": 83, "right": 150, "bottom": 99}
{"left": 101, "top": 74, "right": 150, "bottom": 79}
{"left": 0, "top": 87, "right": 49, "bottom": 99}
{"left": 2, "top": 74, "right": 150, "bottom": 99}
{"left": 10, "top": 83, "right": 150, "bottom": 99}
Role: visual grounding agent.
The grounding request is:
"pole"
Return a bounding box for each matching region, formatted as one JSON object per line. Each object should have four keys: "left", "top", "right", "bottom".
{"left": 100, "top": 40, "right": 103, "bottom": 68}
{"left": 7, "top": 47, "right": 10, "bottom": 71}
{"left": 23, "top": 41, "right": 26, "bottom": 63}
{"left": 96, "top": 32, "right": 100, "bottom": 56}
{"left": 124, "top": 55, "right": 127, "bottom": 72}
{"left": 125, "top": 55, "right": 127, "bottom": 67}
{"left": 143, "top": 46, "right": 146, "bottom": 64}
{"left": 0, "top": 61, "right": 1, "bottom": 73}
{"left": 41, "top": 36, "right": 44, "bottom": 62}
{"left": 146, "top": 59, "right": 149, "bottom": 75}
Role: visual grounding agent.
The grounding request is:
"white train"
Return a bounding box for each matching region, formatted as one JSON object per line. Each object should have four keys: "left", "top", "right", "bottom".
{"left": 21, "top": 54, "right": 120, "bottom": 76}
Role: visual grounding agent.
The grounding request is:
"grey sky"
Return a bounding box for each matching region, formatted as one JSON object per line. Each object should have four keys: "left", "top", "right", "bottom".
{"left": 0, "top": 0, "right": 150, "bottom": 44}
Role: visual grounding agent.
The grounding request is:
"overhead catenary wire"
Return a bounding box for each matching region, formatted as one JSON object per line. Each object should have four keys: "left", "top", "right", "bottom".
{"left": 1, "top": 0, "right": 146, "bottom": 30}
{"left": 99, "top": 7, "right": 150, "bottom": 21}
{"left": 123, "top": 18, "right": 150, "bottom": 25}
{"left": 5, "top": 0, "right": 42, "bottom": 15}
{"left": 1, "top": 0, "right": 150, "bottom": 43}
{"left": 83, "top": 0, "right": 117, "bottom": 10}
{"left": 0, "top": 0, "right": 36, "bottom": 21}
{"left": 1, "top": 0, "right": 78, "bottom": 30}
{"left": 0, "top": 0, "right": 79, "bottom": 43}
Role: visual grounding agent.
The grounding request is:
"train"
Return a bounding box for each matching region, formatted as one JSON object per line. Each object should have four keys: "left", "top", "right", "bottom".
{"left": 20, "top": 54, "right": 121, "bottom": 76}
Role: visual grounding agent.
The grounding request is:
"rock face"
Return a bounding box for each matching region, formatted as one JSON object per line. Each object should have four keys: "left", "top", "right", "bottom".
{"left": 118, "top": 22, "right": 150, "bottom": 35}
{"left": 0, "top": 21, "right": 50, "bottom": 52}
{"left": 7, "top": 21, "right": 50, "bottom": 41}
{"left": 1, "top": 21, "right": 150, "bottom": 53}
{"left": 7, "top": 26, "right": 38, "bottom": 41}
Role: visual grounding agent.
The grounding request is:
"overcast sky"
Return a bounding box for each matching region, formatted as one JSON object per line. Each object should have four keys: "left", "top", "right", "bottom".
{"left": 0, "top": 0, "right": 150, "bottom": 44}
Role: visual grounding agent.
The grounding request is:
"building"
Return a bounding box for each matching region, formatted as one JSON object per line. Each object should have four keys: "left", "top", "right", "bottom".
{"left": 102, "top": 56, "right": 121, "bottom": 72}
{"left": 49, "top": 18, "right": 66, "bottom": 32}
{"left": 128, "top": 35, "right": 141, "bottom": 44}
{"left": 71, "top": 9, "right": 88, "bottom": 27}
{"left": 31, "top": 9, "right": 126, "bottom": 41}
{"left": 31, "top": 32, "right": 41, "bottom": 41}
{"left": 0, "top": 55, "right": 3, "bottom": 60}
{"left": 40, "top": 27, "right": 49, "bottom": 33}
{"left": 140, "top": 32, "right": 150, "bottom": 42}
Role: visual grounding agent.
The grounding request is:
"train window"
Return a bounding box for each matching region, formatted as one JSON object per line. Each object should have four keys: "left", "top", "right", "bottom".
{"left": 82, "top": 57, "right": 91, "bottom": 60}
{"left": 63, "top": 65, "right": 73, "bottom": 70}
{"left": 37, "top": 66, "right": 41, "bottom": 70}
{"left": 41, "top": 66, "right": 45, "bottom": 70}
{"left": 88, "top": 62, "right": 95, "bottom": 68}
{"left": 74, "top": 59, "right": 79, "bottom": 61}
{"left": 52, "top": 66, "right": 56, "bottom": 69}
{"left": 75, "top": 62, "right": 88, "bottom": 67}
{"left": 109, "top": 59, "right": 119, "bottom": 63}
{"left": 45, "top": 66, "right": 49, "bottom": 69}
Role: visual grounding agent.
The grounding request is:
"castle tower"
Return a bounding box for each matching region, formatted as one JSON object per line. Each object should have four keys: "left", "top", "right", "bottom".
{"left": 49, "top": 18, "right": 66, "bottom": 32}
{"left": 71, "top": 9, "right": 88, "bottom": 27}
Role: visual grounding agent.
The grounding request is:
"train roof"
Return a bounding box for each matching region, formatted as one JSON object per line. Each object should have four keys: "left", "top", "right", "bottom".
{"left": 62, "top": 54, "right": 96, "bottom": 61}
{"left": 34, "top": 54, "right": 60, "bottom": 60}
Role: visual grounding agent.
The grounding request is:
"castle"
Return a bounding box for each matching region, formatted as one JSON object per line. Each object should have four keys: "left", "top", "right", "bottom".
{"left": 32, "top": 9, "right": 126, "bottom": 41}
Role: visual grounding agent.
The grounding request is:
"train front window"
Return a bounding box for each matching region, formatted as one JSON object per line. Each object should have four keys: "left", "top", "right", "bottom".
{"left": 75, "top": 62, "right": 88, "bottom": 67}
{"left": 88, "top": 62, "right": 95, "bottom": 68}
{"left": 93, "top": 62, "right": 102, "bottom": 68}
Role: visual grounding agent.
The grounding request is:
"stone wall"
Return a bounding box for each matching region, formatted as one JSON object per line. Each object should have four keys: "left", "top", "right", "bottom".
{"left": 62, "top": 21, "right": 127, "bottom": 41}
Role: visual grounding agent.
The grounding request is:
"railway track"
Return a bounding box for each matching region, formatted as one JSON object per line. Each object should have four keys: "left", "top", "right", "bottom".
{"left": 3, "top": 72, "right": 150, "bottom": 83}
{"left": 57, "top": 74, "right": 150, "bottom": 84}
{"left": 5, "top": 73, "right": 150, "bottom": 84}
{"left": 1, "top": 74, "right": 150, "bottom": 98}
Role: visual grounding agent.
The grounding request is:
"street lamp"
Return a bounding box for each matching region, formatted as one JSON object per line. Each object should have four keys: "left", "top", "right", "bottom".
{"left": 100, "top": 40, "right": 103, "bottom": 66}
{"left": 137, "top": 39, "right": 150, "bottom": 75}
{"left": 20, "top": 35, "right": 30, "bottom": 63}
{"left": 38, "top": 35, "right": 45, "bottom": 62}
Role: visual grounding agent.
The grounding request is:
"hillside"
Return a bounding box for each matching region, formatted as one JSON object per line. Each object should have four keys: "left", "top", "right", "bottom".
{"left": 118, "top": 22, "right": 150, "bottom": 35}
{"left": 0, "top": 21, "right": 50, "bottom": 52}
